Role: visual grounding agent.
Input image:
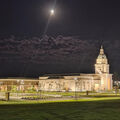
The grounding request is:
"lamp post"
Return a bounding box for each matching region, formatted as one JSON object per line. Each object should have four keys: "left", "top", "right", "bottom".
{"left": 0, "top": 82, "right": 3, "bottom": 92}
{"left": 21, "top": 80, "right": 24, "bottom": 96}
{"left": 17, "top": 80, "right": 20, "bottom": 97}
{"left": 38, "top": 82, "right": 42, "bottom": 99}
{"left": 74, "top": 77, "right": 78, "bottom": 100}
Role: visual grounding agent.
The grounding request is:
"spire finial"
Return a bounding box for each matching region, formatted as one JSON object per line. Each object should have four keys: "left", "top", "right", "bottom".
{"left": 100, "top": 45, "right": 104, "bottom": 54}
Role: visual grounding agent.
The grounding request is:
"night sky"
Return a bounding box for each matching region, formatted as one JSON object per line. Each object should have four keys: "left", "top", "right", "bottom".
{"left": 0, "top": 0, "right": 120, "bottom": 77}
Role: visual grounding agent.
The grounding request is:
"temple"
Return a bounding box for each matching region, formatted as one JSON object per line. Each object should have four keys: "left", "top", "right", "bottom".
{"left": 39, "top": 46, "right": 113, "bottom": 91}
{"left": 0, "top": 46, "right": 113, "bottom": 92}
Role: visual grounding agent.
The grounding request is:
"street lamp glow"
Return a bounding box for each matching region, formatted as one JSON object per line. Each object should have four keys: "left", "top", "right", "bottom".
{"left": 50, "top": 9, "right": 55, "bottom": 15}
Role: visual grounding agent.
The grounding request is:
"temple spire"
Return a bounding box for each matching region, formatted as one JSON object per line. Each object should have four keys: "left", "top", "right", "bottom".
{"left": 100, "top": 45, "right": 104, "bottom": 54}
{"left": 95, "top": 45, "right": 109, "bottom": 74}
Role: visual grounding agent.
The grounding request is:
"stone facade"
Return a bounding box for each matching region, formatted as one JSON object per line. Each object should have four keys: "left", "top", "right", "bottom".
{"left": 39, "top": 46, "right": 113, "bottom": 92}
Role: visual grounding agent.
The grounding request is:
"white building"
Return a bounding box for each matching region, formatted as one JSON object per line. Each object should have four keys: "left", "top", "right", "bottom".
{"left": 39, "top": 46, "right": 113, "bottom": 92}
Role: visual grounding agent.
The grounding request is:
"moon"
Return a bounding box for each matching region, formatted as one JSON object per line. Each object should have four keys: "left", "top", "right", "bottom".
{"left": 50, "top": 9, "right": 55, "bottom": 15}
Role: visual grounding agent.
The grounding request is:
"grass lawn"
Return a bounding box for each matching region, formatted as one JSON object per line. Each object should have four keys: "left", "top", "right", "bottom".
{"left": 41, "top": 91, "right": 120, "bottom": 97}
{"left": 0, "top": 97, "right": 120, "bottom": 120}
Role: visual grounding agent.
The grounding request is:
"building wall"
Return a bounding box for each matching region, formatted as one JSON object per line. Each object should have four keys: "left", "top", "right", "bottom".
{"left": 38, "top": 73, "right": 113, "bottom": 92}
{"left": 0, "top": 79, "right": 39, "bottom": 92}
{"left": 102, "top": 74, "right": 113, "bottom": 90}
{"left": 39, "top": 74, "right": 103, "bottom": 92}
{"left": 0, "top": 73, "right": 113, "bottom": 92}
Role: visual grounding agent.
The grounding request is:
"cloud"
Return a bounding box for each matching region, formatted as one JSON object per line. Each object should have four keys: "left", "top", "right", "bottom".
{"left": 0, "top": 35, "right": 120, "bottom": 75}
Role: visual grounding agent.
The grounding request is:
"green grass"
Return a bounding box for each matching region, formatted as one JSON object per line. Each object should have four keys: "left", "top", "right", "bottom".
{"left": 42, "top": 91, "right": 120, "bottom": 96}
{"left": 0, "top": 97, "right": 120, "bottom": 120}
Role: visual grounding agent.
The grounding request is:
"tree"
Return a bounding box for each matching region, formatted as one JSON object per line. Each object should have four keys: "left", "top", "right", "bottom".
{"left": 113, "top": 72, "right": 120, "bottom": 83}
{"left": 113, "top": 72, "right": 120, "bottom": 93}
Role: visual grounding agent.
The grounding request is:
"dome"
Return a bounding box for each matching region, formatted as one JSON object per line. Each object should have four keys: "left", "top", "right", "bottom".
{"left": 97, "top": 45, "right": 107, "bottom": 59}
{"left": 97, "top": 54, "right": 107, "bottom": 59}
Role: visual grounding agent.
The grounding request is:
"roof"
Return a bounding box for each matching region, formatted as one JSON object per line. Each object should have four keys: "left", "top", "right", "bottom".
{"left": 42, "top": 73, "right": 80, "bottom": 77}
{"left": 0, "top": 77, "right": 38, "bottom": 80}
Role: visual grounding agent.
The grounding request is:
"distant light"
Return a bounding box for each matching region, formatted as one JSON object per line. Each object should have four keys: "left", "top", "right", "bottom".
{"left": 50, "top": 9, "right": 55, "bottom": 15}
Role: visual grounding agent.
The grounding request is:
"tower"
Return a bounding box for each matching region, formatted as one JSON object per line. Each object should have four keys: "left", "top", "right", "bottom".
{"left": 95, "top": 46, "right": 109, "bottom": 74}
